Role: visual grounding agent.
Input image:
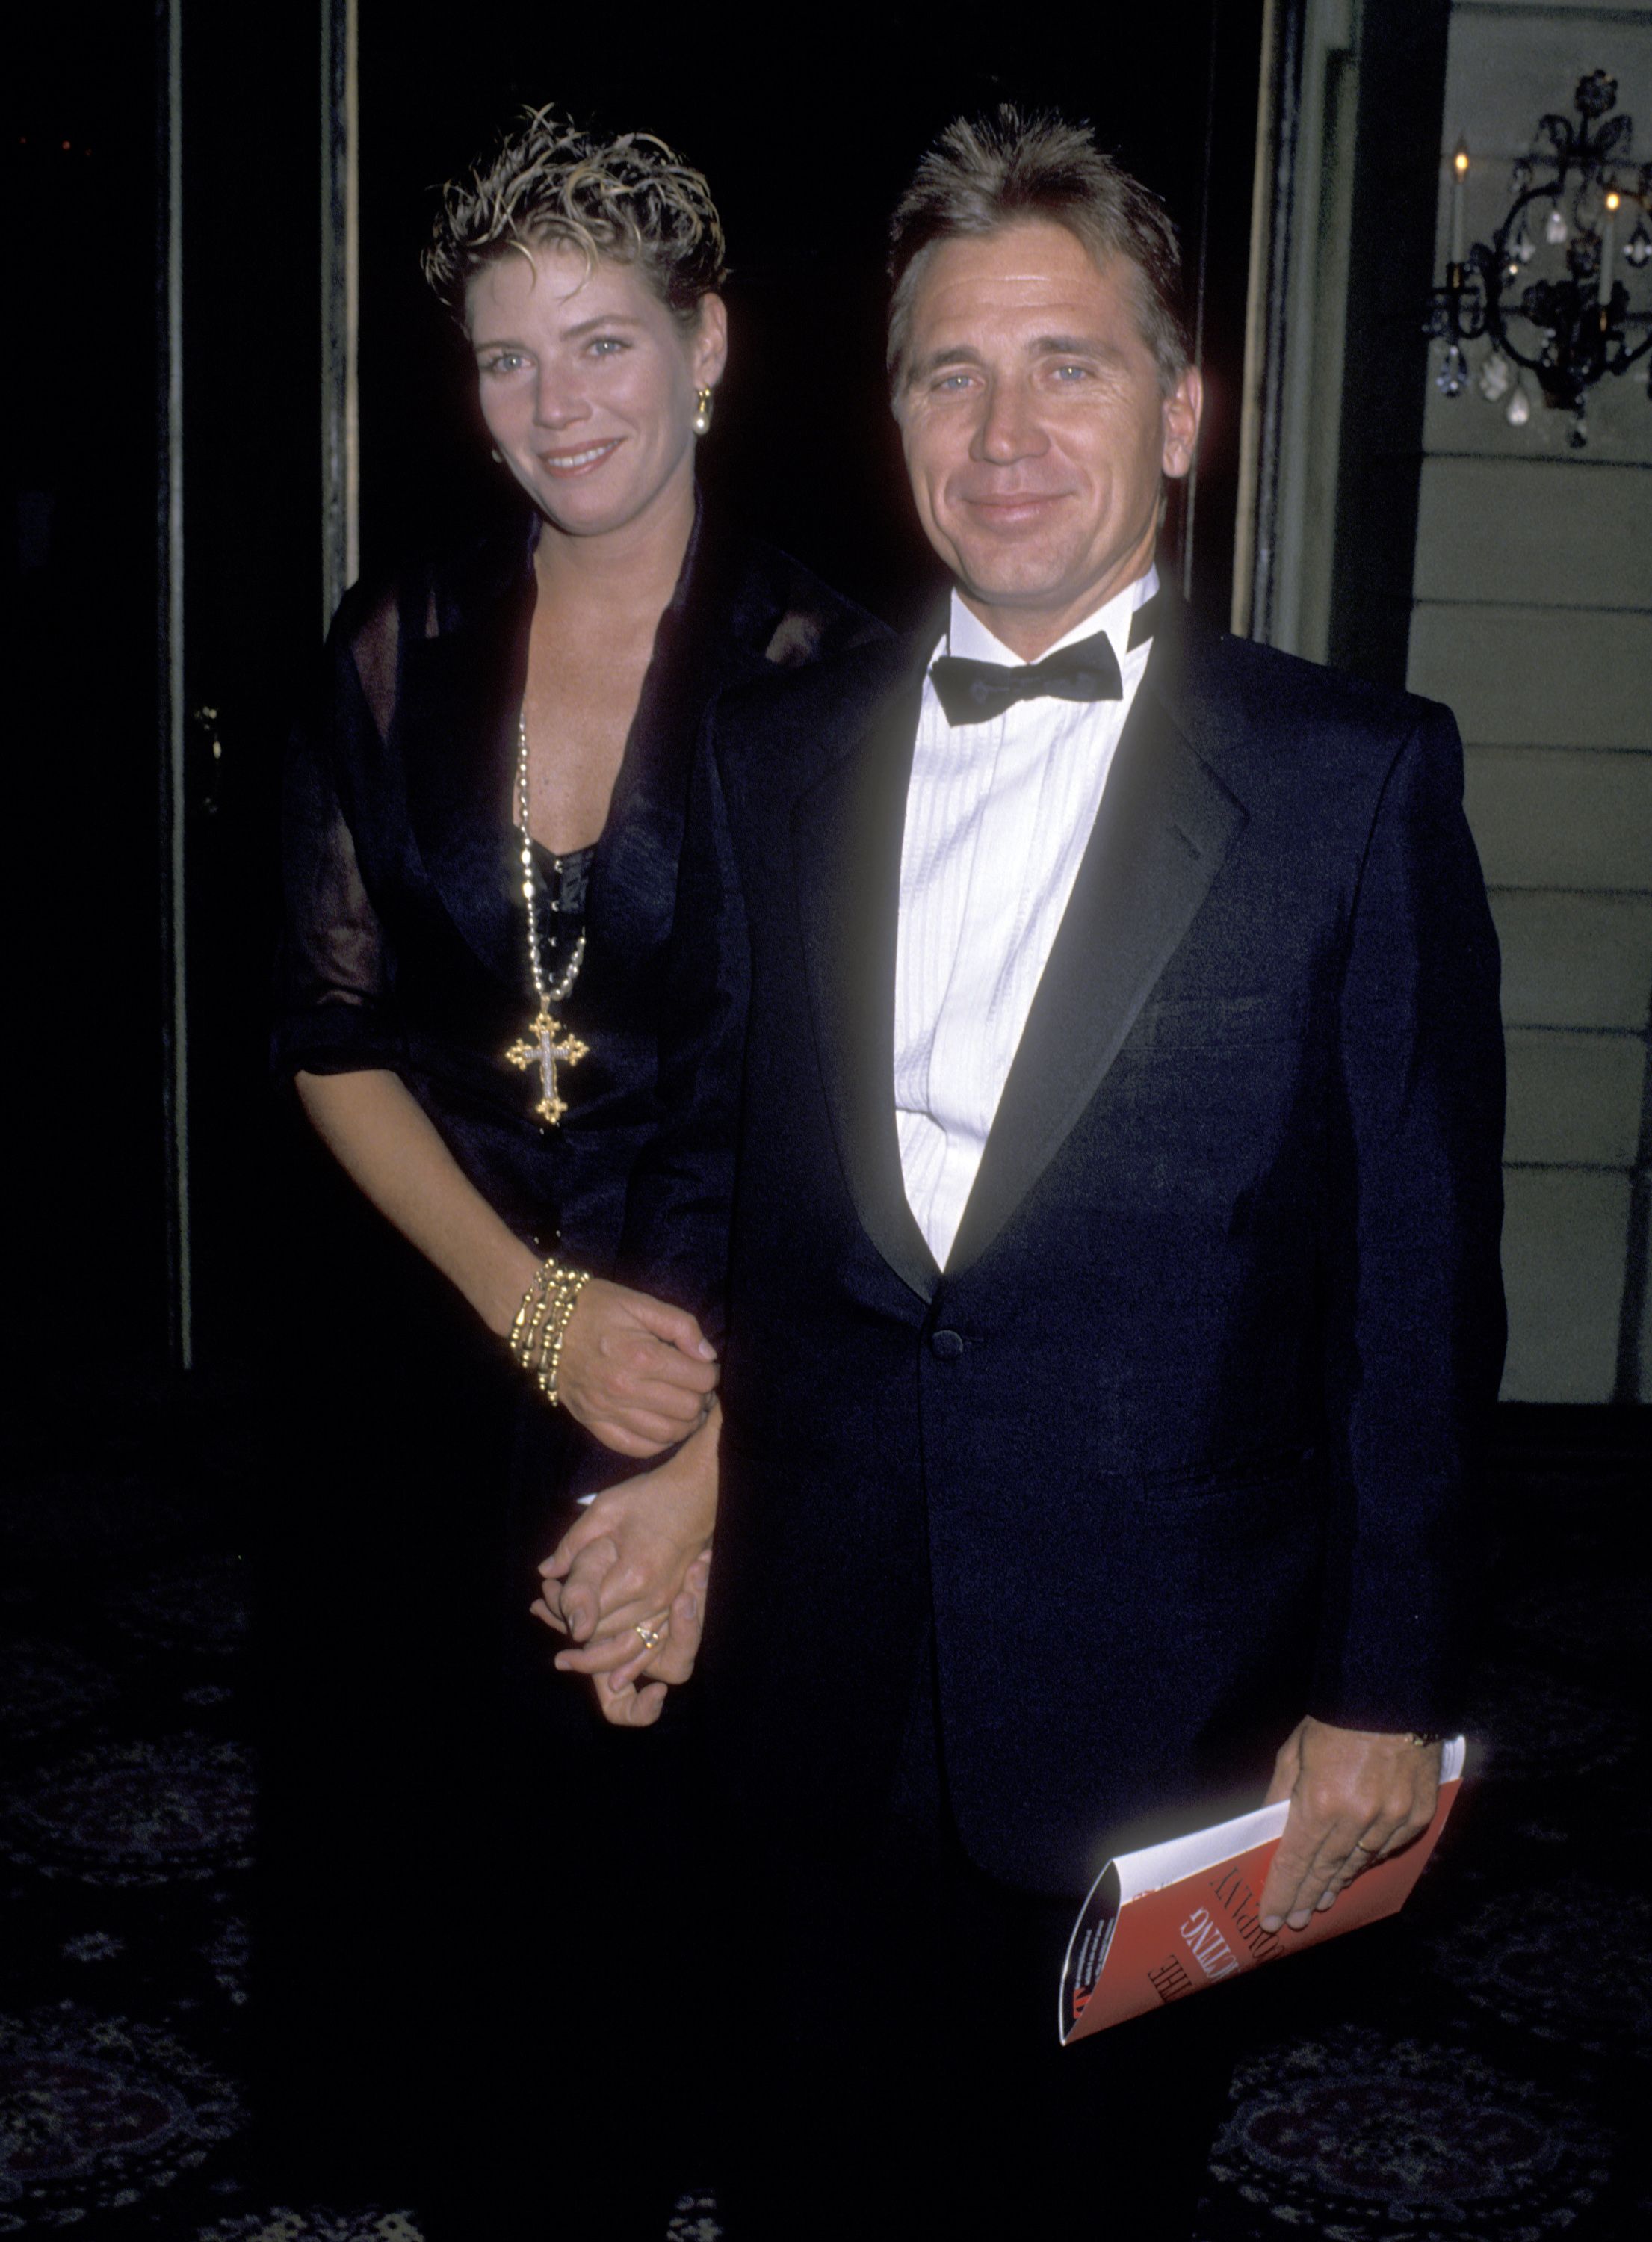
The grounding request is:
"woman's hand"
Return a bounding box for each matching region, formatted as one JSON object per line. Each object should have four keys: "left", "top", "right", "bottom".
{"left": 532, "top": 1402, "right": 720, "bottom": 1708}
{"left": 554, "top": 1279, "right": 718, "bottom": 1456}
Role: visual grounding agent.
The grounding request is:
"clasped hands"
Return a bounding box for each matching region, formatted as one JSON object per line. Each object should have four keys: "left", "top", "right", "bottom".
{"left": 1257, "top": 1716, "right": 1444, "bottom": 1933}
{"left": 532, "top": 1278, "right": 720, "bottom": 1727}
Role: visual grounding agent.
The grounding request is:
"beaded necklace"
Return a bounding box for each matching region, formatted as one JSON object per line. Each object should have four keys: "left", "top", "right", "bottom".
{"left": 503, "top": 711, "right": 588, "bottom": 1126}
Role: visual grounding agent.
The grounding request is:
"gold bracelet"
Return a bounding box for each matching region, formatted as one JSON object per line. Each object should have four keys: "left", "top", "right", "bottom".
{"left": 539, "top": 1265, "right": 590, "bottom": 1406}
{"left": 508, "top": 1264, "right": 554, "bottom": 1361}
{"left": 507, "top": 1256, "right": 591, "bottom": 1408}
{"left": 507, "top": 1263, "right": 551, "bottom": 1354}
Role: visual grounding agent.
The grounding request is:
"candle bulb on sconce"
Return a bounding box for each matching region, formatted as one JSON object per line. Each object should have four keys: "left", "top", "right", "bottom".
{"left": 1600, "top": 191, "right": 1620, "bottom": 306}
{"left": 1451, "top": 141, "right": 1468, "bottom": 270}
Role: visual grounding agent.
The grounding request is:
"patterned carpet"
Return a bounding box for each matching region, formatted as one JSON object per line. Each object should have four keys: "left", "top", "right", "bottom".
{"left": 1, "top": 1379, "right": 1645, "bottom": 2239}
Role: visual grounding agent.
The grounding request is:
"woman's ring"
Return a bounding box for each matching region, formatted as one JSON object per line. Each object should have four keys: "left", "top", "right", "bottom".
{"left": 634, "top": 1620, "right": 663, "bottom": 1651}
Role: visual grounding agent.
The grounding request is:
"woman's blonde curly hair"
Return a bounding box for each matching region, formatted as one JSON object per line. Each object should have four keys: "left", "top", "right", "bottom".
{"left": 424, "top": 106, "right": 726, "bottom": 327}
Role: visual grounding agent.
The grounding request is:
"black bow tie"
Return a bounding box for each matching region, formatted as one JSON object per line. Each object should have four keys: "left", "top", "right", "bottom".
{"left": 928, "top": 594, "right": 1160, "bottom": 729}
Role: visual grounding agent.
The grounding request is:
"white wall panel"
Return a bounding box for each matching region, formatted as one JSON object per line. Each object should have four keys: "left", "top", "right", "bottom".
{"left": 1504, "top": 1028, "right": 1648, "bottom": 1161}
{"left": 1464, "top": 747, "right": 1652, "bottom": 886}
{"left": 1500, "top": 1165, "right": 1632, "bottom": 1399}
{"left": 1490, "top": 890, "right": 1652, "bottom": 1026}
{"left": 1410, "top": 607, "right": 1652, "bottom": 747}
{"left": 1414, "top": 460, "right": 1652, "bottom": 607}
{"left": 1441, "top": 8, "right": 1651, "bottom": 161}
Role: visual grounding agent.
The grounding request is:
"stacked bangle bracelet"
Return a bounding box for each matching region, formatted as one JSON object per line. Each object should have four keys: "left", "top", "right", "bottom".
{"left": 507, "top": 1256, "right": 591, "bottom": 1406}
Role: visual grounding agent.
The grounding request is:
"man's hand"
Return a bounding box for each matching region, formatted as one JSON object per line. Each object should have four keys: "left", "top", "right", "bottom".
{"left": 530, "top": 1407, "right": 719, "bottom": 1723}
{"left": 586, "top": 1551, "right": 712, "bottom": 1729}
{"left": 532, "top": 1549, "right": 711, "bottom": 1727}
{"left": 535, "top": 1403, "right": 719, "bottom": 1645}
{"left": 1258, "top": 1717, "right": 1443, "bottom": 1933}
{"left": 554, "top": 1279, "right": 718, "bottom": 1457}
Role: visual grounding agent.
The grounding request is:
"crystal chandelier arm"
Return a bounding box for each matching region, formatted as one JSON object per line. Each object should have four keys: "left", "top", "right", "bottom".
{"left": 1482, "top": 187, "right": 1564, "bottom": 374}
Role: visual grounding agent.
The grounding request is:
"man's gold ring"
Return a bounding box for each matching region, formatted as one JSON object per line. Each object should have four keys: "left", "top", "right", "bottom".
{"left": 1353, "top": 1838, "right": 1377, "bottom": 1853}
{"left": 634, "top": 1621, "right": 663, "bottom": 1651}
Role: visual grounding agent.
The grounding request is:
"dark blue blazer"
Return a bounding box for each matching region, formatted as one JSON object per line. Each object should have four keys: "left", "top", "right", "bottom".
{"left": 624, "top": 590, "right": 1506, "bottom": 1898}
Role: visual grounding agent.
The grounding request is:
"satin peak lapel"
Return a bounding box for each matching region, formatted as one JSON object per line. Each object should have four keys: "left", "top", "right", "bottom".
{"left": 792, "top": 665, "right": 939, "bottom": 1306}
{"left": 946, "top": 664, "right": 1248, "bottom": 1274}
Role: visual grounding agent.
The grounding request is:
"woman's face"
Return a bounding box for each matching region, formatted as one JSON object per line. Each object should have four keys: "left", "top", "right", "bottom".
{"left": 466, "top": 243, "right": 726, "bottom": 543}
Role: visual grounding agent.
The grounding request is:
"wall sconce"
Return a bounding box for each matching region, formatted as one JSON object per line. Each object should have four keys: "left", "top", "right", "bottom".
{"left": 1425, "top": 70, "right": 1651, "bottom": 445}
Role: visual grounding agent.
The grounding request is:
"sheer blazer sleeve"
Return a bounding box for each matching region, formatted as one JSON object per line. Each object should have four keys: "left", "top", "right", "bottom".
{"left": 272, "top": 585, "right": 409, "bottom": 1081}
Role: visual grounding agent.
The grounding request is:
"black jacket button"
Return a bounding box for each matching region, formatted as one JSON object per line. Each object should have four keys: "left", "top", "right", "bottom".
{"left": 930, "top": 1329, "right": 965, "bottom": 1360}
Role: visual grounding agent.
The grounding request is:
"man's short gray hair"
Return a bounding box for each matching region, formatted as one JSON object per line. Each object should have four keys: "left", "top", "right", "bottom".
{"left": 887, "top": 106, "right": 1191, "bottom": 399}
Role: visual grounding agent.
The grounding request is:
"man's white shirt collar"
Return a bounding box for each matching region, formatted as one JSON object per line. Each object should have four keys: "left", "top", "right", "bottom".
{"left": 935, "top": 563, "right": 1160, "bottom": 673}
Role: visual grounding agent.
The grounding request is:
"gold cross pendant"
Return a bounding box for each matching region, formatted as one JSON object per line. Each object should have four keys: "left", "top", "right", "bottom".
{"left": 505, "top": 1004, "right": 590, "bottom": 1126}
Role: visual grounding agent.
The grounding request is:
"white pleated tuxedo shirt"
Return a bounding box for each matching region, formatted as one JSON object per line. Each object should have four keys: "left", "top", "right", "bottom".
{"left": 894, "top": 566, "right": 1159, "bottom": 1268}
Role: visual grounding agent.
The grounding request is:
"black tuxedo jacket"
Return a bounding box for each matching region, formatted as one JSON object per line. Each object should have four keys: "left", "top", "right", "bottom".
{"left": 623, "top": 590, "right": 1506, "bottom": 1897}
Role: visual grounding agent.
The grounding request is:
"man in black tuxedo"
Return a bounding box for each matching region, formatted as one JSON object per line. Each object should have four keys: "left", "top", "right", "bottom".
{"left": 609, "top": 108, "right": 1504, "bottom": 2240}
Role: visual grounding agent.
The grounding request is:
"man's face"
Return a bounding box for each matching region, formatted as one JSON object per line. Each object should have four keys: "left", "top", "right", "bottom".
{"left": 897, "top": 220, "right": 1201, "bottom": 660}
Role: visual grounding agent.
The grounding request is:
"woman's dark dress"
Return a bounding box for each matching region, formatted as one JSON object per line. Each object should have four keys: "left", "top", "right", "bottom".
{"left": 261, "top": 498, "right": 876, "bottom": 2237}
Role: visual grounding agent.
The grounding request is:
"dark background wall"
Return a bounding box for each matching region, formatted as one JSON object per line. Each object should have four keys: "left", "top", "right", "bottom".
{"left": 12, "top": 0, "right": 1263, "bottom": 1383}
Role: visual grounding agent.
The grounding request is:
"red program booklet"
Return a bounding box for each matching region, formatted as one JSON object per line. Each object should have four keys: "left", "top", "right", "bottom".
{"left": 1059, "top": 1735, "right": 1467, "bottom": 2045}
